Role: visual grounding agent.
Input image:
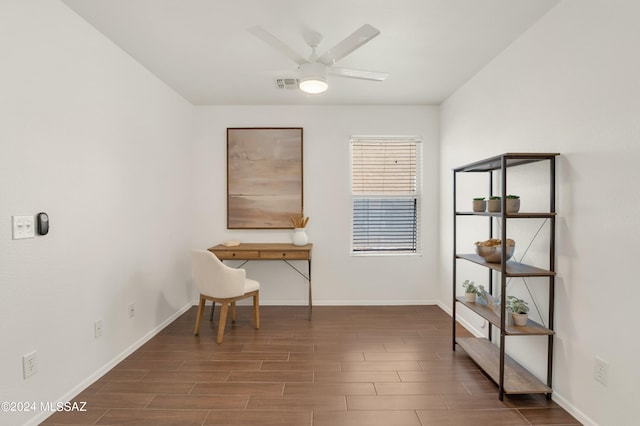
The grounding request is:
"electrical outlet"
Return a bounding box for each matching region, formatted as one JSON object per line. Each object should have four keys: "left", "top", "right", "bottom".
{"left": 94, "top": 320, "right": 103, "bottom": 338}
{"left": 128, "top": 303, "right": 135, "bottom": 318}
{"left": 594, "top": 356, "right": 609, "bottom": 386}
{"left": 23, "top": 351, "right": 37, "bottom": 379}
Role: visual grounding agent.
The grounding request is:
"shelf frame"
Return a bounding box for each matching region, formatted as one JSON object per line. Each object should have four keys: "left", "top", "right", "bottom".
{"left": 452, "top": 152, "right": 558, "bottom": 401}
{"left": 453, "top": 152, "right": 559, "bottom": 173}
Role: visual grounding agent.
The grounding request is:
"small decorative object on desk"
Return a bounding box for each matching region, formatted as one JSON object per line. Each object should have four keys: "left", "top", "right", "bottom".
{"left": 290, "top": 213, "right": 309, "bottom": 246}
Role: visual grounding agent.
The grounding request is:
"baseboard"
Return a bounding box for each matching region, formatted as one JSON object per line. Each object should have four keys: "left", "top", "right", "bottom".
{"left": 262, "top": 299, "right": 441, "bottom": 306}
{"left": 212, "top": 299, "right": 442, "bottom": 307}
{"left": 28, "top": 302, "right": 193, "bottom": 426}
{"left": 551, "top": 391, "right": 597, "bottom": 426}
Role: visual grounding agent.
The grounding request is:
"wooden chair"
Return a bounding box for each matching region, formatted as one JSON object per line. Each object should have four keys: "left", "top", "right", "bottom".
{"left": 191, "top": 250, "right": 260, "bottom": 343}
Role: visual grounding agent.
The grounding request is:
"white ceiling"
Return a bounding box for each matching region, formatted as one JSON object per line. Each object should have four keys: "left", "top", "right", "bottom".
{"left": 61, "top": 0, "right": 558, "bottom": 106}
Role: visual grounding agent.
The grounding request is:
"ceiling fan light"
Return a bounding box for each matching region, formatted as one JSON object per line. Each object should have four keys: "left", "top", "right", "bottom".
{"left": 299, "top": 78, "right": 328, "bottom": 94}
{"left": 299, "top": 62, "right": 328, "bottom": 94}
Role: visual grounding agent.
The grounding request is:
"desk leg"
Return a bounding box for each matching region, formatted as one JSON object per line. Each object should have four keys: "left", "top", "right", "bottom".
{"left": 308, "top": 258, "right": 312, "bottom": 309}
{"left": 282, "top": 258, "right": 313, "bottom": 318}
{"left": 308, "top": 258, "right": 312, "bottom": 319}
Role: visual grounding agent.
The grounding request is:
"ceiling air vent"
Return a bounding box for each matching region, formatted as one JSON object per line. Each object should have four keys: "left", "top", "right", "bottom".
{"left": 274, "top": 78, "right": 300, "bottom": 90}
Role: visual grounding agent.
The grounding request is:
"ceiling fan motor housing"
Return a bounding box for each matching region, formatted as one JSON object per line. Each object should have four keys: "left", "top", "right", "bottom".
{"left": 299, "top": 62, "right": 328, "bottom": 93}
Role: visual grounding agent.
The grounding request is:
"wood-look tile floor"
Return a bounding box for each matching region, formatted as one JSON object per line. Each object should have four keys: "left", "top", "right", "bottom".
{"left": 42, "top": 305, "right": 581, "bottom": 425}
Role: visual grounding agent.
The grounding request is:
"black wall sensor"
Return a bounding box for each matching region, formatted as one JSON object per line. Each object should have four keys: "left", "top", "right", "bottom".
{"left": 37, "top": 212, "right": 49, "bottom": 235}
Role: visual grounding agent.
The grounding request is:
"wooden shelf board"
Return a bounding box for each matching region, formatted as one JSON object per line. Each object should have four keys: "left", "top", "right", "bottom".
{"left": 456, "top": 254, "right": 555, "bottom": 277}
{"left": 456, "top": 212, "right": 556, "bottom": 218}
{"left": 456, "top": 337, "right": 552, "bottom": 394}
{"left": 456, "top": 298, "right": 554, "bottom": 336}
{"left": 453, "top": 153, "right": 560, "bottom": 173}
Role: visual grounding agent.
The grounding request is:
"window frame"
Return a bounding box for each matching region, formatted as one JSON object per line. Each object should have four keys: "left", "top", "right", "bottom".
{"left": 350, "top": 136, "right": 422, "bottom": 256}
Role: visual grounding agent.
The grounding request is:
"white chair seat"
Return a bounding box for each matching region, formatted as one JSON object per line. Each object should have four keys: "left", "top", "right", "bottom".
{"left": 244, "top": 278, "right": 260, "bottom": 293}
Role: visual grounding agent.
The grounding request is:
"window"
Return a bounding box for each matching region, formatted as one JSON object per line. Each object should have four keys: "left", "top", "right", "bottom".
{"left": 351, "top": 137, "right": 421, "bottom": 254}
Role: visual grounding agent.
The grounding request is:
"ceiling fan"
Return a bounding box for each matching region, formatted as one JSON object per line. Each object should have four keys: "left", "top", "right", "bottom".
{"left": 248, "top": 24, "right": 389, "bottom": 94}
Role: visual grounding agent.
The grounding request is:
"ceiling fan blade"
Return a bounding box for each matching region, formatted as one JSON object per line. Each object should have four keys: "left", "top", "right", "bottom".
{"left": 248, "top": 26, "right": 308, "bottom": 66}
{"left": 329, "top": 67, "right": 389, "bottom": 81}
{"left": 316, "top": 24, "right": 381, "bottom": 66}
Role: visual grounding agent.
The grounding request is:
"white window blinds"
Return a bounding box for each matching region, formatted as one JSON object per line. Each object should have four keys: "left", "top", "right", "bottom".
{"left": 351, "top": 137, "right": 421, "bottom": 254}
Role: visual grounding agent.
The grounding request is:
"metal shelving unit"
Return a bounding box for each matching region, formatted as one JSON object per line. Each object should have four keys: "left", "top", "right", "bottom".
{"left": 452, "top": 152, "right": 559, "bottom": 400}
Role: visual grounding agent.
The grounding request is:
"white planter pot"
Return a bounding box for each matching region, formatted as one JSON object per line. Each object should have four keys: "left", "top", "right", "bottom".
{"left": 292, "top": 228, "right": 308, "bottom": 246}
{"left": 512, "top": 313, "right": 528, "bottom": 326}
{"left": 464, "top": 292, "right": 477, "bottom": 303}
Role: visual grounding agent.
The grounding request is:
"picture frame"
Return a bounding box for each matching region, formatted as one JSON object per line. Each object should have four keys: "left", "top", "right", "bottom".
{"left": 227, "top": 127, "right": 303, "bottom": 229}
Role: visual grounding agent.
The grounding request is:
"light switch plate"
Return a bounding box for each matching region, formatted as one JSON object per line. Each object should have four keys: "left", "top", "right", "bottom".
{"left": 12, "top": 216, "right": 35, "bottom": 239}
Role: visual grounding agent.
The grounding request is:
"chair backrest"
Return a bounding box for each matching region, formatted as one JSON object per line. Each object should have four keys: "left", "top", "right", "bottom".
{"left": 191, "top": 250, "right": 247, "bottom": 298}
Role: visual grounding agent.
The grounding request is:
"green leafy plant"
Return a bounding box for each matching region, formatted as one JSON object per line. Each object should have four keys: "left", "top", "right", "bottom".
{"left": 506, "top": 194, "right": 520, "bottom": 199}
{"left": 462, "top": 280, "right": 479, "bottom": 294}
{"left": 507, "top": 296, "right": 529, "bottom": 314}
{"left": 489, "top": 195, "right": 501, "bottom": 200}
{"left": 473, "top": 197, "right": 485, "bottom": 201}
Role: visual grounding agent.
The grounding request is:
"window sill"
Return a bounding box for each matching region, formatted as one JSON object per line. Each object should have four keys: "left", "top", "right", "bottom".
{"left": 350, "top": 251, "right": 422, "bottom": 257}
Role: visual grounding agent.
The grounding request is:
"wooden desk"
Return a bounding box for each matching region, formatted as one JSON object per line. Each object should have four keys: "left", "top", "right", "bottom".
{"left": 208, "top": 243, "right": 313, "bottom": 310}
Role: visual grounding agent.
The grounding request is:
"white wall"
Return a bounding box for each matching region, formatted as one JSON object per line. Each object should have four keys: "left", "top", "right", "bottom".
{"left": 0, "top": 2, "right": 194, "bottom": 425}
{"left": 192, "top": 105, "right": 440, "bottom": 305}
{"left": 439, "top": 1, "right": 640, "bottom": 425}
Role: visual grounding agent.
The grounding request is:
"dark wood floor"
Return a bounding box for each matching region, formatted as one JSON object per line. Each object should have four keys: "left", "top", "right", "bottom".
{"left": 42, "top": 305, "right": 580, "bottom": 425}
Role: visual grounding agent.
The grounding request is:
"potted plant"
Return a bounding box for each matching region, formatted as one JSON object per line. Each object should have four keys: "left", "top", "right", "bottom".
{"left": 506, "top": 194, "right": 520, "bottom": 213}
{"left": 290, "top": 213, "right": 310, "bottom": 246}
{"left": 472, "top": 197, "right": 486, "bottom": 212}
{"left": 487, "top": 196, "right": 501, "bottom": 212}
{"left": 507, "top": 296, "right": 529, "bottom": 326}
{"left": 462, "top": 280, "right": 479, "bottom": 302}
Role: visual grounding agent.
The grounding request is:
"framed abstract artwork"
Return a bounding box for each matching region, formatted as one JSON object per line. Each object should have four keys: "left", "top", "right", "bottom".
{"left": 227, "top": 127, "right": 303, "bottom": 229}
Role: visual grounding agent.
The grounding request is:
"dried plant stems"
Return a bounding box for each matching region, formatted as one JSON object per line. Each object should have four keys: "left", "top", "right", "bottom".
{"left": 290, "top": 213, "right": 309, "bottom": 228}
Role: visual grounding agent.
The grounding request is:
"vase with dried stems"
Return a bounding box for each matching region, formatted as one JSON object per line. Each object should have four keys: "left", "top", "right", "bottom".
{"left": 290, "top": 213, "right": 310, "bottom": 246}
